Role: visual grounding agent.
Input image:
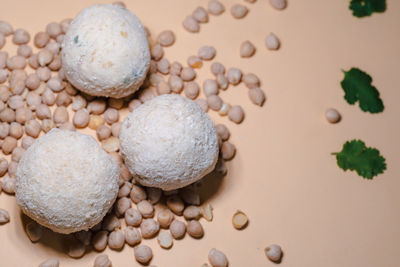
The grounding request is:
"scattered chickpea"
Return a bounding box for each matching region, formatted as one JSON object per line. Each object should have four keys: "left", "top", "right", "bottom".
{"left": 248, "top": 87, "right": 265, "bottom": 106}
{"left": 216, "top": 124, "right": 230, "bottom": 141}
{"left": 156, "top": 80, "right": 171, "bottom": 95}
{"left": 2, "top": 136, "right": 17, "bottom": 155}
{"left": 207, "top": 95, "right": 223, "bottom": 111}
{"left": 167, "top": 195, "right": 185, "bottom": 215}
{"left": 21, "top": 136, "right": 35, "bottom": 150}
{"left": 157, "top": 30, "right": 175, "bottom": 47}
{"left": 34, "top": 32, "right": 50, "bottom": 48}
{"left": 208, "top": 248, "right": 229, "bottom": 267}
{"left": 9, "top": 122, "right": 23, "bottom": 139}
{"left": 0, "top": 21, "right": 13, "bottom": 36}
{"left": 74, "top": 230, "right": 92, "bottom": 246}
{"left": 125, "top": 226, "right": 142, "bottom": 246}
{"left": 169, "top": 219, "right": 186, "bottom": 239}
{"left": 228, "top": 105, "right": 244, "bottom": 123}
{"left": 170, "top": 61, "right": 182, "bottom": 76}
{"left": 58, "top": 122, "right": 75, "bottom": 131}
{"left": 47, "top": 77, "right": 64, "bottom": 92}
{"left": 193, "top": 7, "right": 209, "bottom": 23}
{"left": 179, "top": 187, "right": 201, "bottom": 205}
{"left": 140, "top": 218, "right": 160, "bottom": 239}
{"left": 0, "top": 52, "right": 8, "bottom": 69}
{"left": 102, "top": 214, "right": 121, "bottom": 232}
{"left": 39, "top": 258, "right": 59, "bottom": 267}
{"left": 118, "top": 181, "right": 132, "bottom": 198}
{"left": 146, "top": 187, "right": 162, "bottom": 204}
{"left": 232, "top": 210, "right": 248, "bottom": 229}
{"left": 68, "top": 240, "right": 85, "bottom": 259}
{"left": 108, "top": 229, "right": 125, "bottom": 250}
{"left": 71, "top": 95, "right": 87, "bottom": 111}
{"left": 216, "top": 74, "right": 228, "bottom": 90}
{"left": 0, "top": 209, "right": 10, "bottom": 224}
{"left": 158, "top": 231, "right": 173, "bottom": 249}
{"left": 218, "top": 103, "right": 231, "bottom": 116}
{"left": 25, "top": 119, "right": 41, "bottom": 138}
{"left": 183, "top": 16, "right": 200, "bottom": 33}
{"left": 0, "top": 34, "right": 5, "bottom": 50}
{"left": 28, "top": 54, "right": 39, "bottom": 69}
{"left": 151, "top": 43, "right": 164, "bottom": 61}
{"left": 240, "top": 40, "right": 256, "bottom": 57}
{"left": 7, "top": 55, "right": 27, "bottom": 70}
{"left": 41, "top": 89, "right": 55, "bottom": 106}
{"left": 12, "top": 29, "right": 30, "bottom": 45}
{"left": 36, "top": 67, "right": 51, "bottom": 81}
{"left": 203, "top": 79, "right": 219, "bottom": 96}
{"left": 168, "top": 75, "right": 183, "bottom": 93}
{"left": 93, "top": 254, "right": 111, "bottom": 267}
{"left": 60, "top": 18, "right": 72, "bottom": 34}
{"left": 134, "top": 245, "right": 153, "bottom": 265}
{"left": 265, "top": 244, "right": 283, "bottom": 262}
{"left": 208, "top": 0, "right": 225, "bottom": 15}
{"left": 137, "top": 200, "right": 154, "bottom": 218}
{"left": 201, "top": 203, "right": 214, "bottom": 221}
{"left": 8, "top": 161, "right": 18, "bottom": 177}
{"left": 227, "top": 68, "right": 242, "bottom": 85}
{"left": 157, "top": 58, "right": 170, "bottom": 74}
{"left": 88, "top": 115, "right": 105, "bottom": 130}
{"left": 269, "top": 0, "right": 287, "bottom": 10}
{"left": 0, "top": 69, "right": 8, "bottom": 84}
{"left": 2, "top": 176, "right": 15, "bottom": 194}
{"left": 265, "top": 33, "right": 280, "bottom": 50}
{"left": 125, "top": 208, "right": 143, "bottom": 227}
{"left": 184, "top": 81, "right": 200, "bottom": 100}
{"left": 325, "top": 108, "right": 341, "bottom": 123}
{"left": 243, "top": 73, "right": 260, "bottom": 88}
{"left": 187, "top": 56, "right": 203, "bottom": 68}
{"left": 102, "top": 136, "right": 120, "bottom": 153}
{"left": 111, "top": 122, "right": 122, "bottom": 137}
{"left": 0, "top": 108, "right": 15, "bottom": 123}
{"left": 183, "top": 206, "right": 202, "bottom": 220}
{"left": 46, "top": 22, "right": 62, "bottom": 39}
{"left": 26, "top": 92, "right": 42, "bottom": 110}
{"left": 37, "top": 49, "right": 53, "bottom": 67}
{"left": 48, "top": 55, "right": 62, "bottom": 71}
{"left": 88, "top": 99, "right": 107, "bottom": 115}
{"left": 157, "top": 209, "right": 175, "bottom": 228}
{"left": 45, "top": 41, "right": 60, "bottom": 55}
{"left": 17, "top": 45, "right": 32, "bottom": 58}
{"left": 92, "top": 231, "right": 108, "bottom": 251}
{"left": 0, "top": 158, "right": 7, "bottom": 177}
{"left": 8, "top": 95, "right": 24, "bottom": 110}
{"left": 195, "top": 98, "right": 209, "bottom": 112}
{"left": 231, "top": 4, "right": 249, "bottom": 19}
{"left": 198, "top": 45, "right": 216, "bottom": 60}
{"left": 25, "top": 221, "right": 43, "bottom": 242}
{"left": 25, "top": 73, "right": 40, "bottom": 90}
{"left": 187, "top": 220, "right": 204, "bottom": 238}
{"left": 128, "top": 99, "right": 141, "bottom": 112}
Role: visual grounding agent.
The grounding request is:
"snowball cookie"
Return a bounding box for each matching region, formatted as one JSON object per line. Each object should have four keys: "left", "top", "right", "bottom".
{"left": 15, "top": 129, "right": 119, "bottom": 234}
{"left": 62, "top": 4, "right": 150, "bottom": 98}
{"left": 120, "top": 94, "right": 219, "bottom": 191}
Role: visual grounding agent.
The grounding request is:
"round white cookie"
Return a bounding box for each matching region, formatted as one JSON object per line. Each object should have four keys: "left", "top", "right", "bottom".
{"left": 62, "top": 4, "right": 150, "bottom": 98}
{"left": 16, "top": 129, "right": 119, "bottom": 234}
{"left": 120, "top": 94, "right": 219, "bottom": 191}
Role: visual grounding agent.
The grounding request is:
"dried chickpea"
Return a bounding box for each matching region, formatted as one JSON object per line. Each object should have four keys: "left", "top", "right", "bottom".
{"left": 208, "top": 0, "right": 225, "bottom": 15}
{"left": 128, "top": 99, "right": 141, "bottom": 112}
{"left": 231, "top": 4, "right": 249, "bottom": 19}
{"left": 157, "top": 30, "right": 175, "bottom": 47}
{"left": 265, "top": 244, "right": 283, "bottom": 262}
{"left": 0, "top": 208, "right": 10, "bottom": 224}
{"left": 208, "top": 248, "right": 229, "bottom": 267}
{"left": 198, "top": 45, "right": 216, "bottom": 60}
{"left": 45, "top": 41, "right": 60, "bottom": 55}
{"left": 139, "top": 87, "right": 156, "bottom": 102}
{"left": 216, "top": 124, "right": 230, "bottom": 141}
{"left": 125, "top": 208, "right": 142, "bottom": 227}
{"left": 12, "top": 29, "right": 30, "bottom": 45}
{"left": 134, "top": 245, "right": 153, "bottom": 264}
{"left": 60, "top": 18, "right": 72, "bottom": 34}
{"left": 21, "top": 136, "right": 35, "bottom": 150}
{"left": 207, "top": 95, "right": 223, "bottom": 111}
{"left": 137, "top": 200, "right": 154, "bottom": 218}
{"left": 37, "top": 49, "right": 53, "bottom": 67}
{"left": 232, "top": 210, "right": 248, "bottom": 229}
{"left": 184, "top": 81, "right": 200, "bottom": 99}
{"left": 7, "top": 55, "right": 26, "bottom": 70}
{"left": 169, "top": 219, "right": 186, "bottom": 239}
{"left": 25, "top": 221, "right": 43, "bottom": 242}
{"left": 243, "top": 73, "right": 260, "bottom": 88}
{"left": 92, "top": 231, "right": 108, "bottom": 251}
{"left": 130, "top": 184, "right": 147, "bottom": 203}
{"left": 0, "top": 69, "right": 8, "bottom": 84}
{"left": 187, "top": 220, "right": 204, "bottom": 238}
{"left": 42, "top": 89, "right": 56, "bottom": 106}
{"left": 8, "top": 161, "right": 18, "bottom": 177}
{"left": 157, "top": 58, "right": 170, "bottom": 74}
{"left": 193, "top": 7, "right": 209, "bottom": 23}
{"left": 47, "top": 77, "right": 64, "bottom": 92}
{"left": 103, "top": 108, "right": 119, "bottom": 125}
{"left": 17, "top": 45, "right": 33, "bottom": 58}
{"left": 187, "top": 56, "right": 203, "bottom": 68}
{"left": 227, "top": 68, "right": 242, "bottom": 85}
{"left": 269, "top": 0, "right": 287, "bottom": 10}
{"left": 203, "top": 79, "right": 219, "bottom": 96}
{"left": 228, "top": 105, "right": 244, "bottom": 123}
{"left": 39, "top": 258, "right": 59, "bottom": 267}
{"left": 0, "top": 158, "right": 8, "bottom": 177}
{"left": 216, "top": 74, "right": 228, "bottom": 90}
{"left": 9, "top": 122, "right": 23, "bottom": 139}
{"left": 25, "top": 119, "right": 41, "bottom": 138}
{"left": 102, "top": 136, "right": 119, "bottom": 153}
{"left": 68, "top": 240, "right": 85, "bottom": 259}
{"left": 140, "top": 218, "right": 160, "bottom": 239}
{"left": 166, "top": 195, "right": 185, "bottom": 215}
{"left": 87, "top": 99, "right": 106, "bottom": 115}
{"left": 265, "top": 33, "right": 280, "bottom": 50}
{"left": 195, "top": 98, "right": 208, "bottom": 112}
{"left": 146, "top": 187, "right": 162, "bottom": 204}
{"left": 157, "top": 209, "right": 175, "bottom": 228}
{"left": 53, "top": 106, "right": 69, "bottom": 126}
{"left": 0, "top": 21, "right": 13, "bottom": 36}
{"left": 41, "top": 119, "right": 55, "bottom": 133}
{"left": 158, "top": 231, "right": 173, "bottom": 249}
{"left": 26, "top": 92, "right": 42, "bottom": 110}
{"left": 36, "top": 67, "right": 51, "bottom": 81}
{"left": 93, "top": 254, "right": 111, "bottom": 267}
{"left": 28, "top": 54, "right": 39, "bottom": 69}
{"left": 325, "top": 108, "right": 341, "bottom": 123}
{"left": 71, "top": 95, "right": 87, "bottom": 111}
{"left": 46, "top": 22, "right": 62, "bottom": 39}
{"left": 118, "top": 181, "right": 132, "bottom": 198}
{"left": 240, "top": 40, "right": 256, "bottom": 57}
{"left": 183, "top": 206, "right": 202, "bottom": 220}
{"left": 102, "top": 214, "right": 121, "bottom": 232}
{"left": 111, "top": 122, "right": 122, "bottom": 137}
{"left": 72, "top": 109, "right": 89, "bottom": 128}
{"left": 96, "top": 125, "right": 111, "bottom": 141}
{"left": 125, "top": 226, "right": 141, "bottom": 246}
{"left": 168, "top": 75, "right": 183, "bottom": 93}
{"left": 34, "top": 32, "right": 50, "bottom": 48}
{"left": 35, "top": 104, "right": 51, "bottom": 120}
{"left": 2, "top": 176, "right": 16, "bottom": 193}
{"left": 88, "top": 115, "right": 105, "bottom": 130}
{"left": 107, "top": 98, "right": 123, "bottom": 110}
{"left": 108, "top": 229, "right": 125, "bottom": 250}
{"left": 0, "top": 108, "right": 15, "bottom": 123}
{"left": 156, "top": 80, "right": 171, "bottom": 95}
{"left": 151, "top": 43, "right": 164, "bottom": 61}
{"left": 248, "top": 87, "right": 265, "bottom": 106}
{"left": 48, "top": 55, "right": 62, "bottom": 71}
{"left": 183, "top": 16, "right": 200, "bottom": 33}
{"left": 0, "top": 52, "right": 8, "bottom": 69}
{"left": 58, "top": 122, "right": 75, "bottom": 131}
{"left": 2, "top": 136, "right": 17, "bottom": 155}
{"left": 115, "top": 196, "right": 131, "bottom": 217}
{"left": 8, "top": 95, "right": 24, "bottom": 110}
{"left": 170, "top": 61, "right": 182, "bottom": 76}
{"left": 25, "top": 73, "right": 40, "bottom": 90}
{"left": 202, "top": 203, "right": 214, "bottom": 221}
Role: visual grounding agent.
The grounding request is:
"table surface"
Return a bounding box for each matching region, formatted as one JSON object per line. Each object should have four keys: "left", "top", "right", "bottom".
{"left": 0, "top": 0, "right": 399, "bottom": 266}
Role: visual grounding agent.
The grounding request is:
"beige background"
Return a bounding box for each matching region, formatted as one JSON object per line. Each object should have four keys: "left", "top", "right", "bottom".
{"left": 0, "top": 0, "right": 399, "bottom": 266}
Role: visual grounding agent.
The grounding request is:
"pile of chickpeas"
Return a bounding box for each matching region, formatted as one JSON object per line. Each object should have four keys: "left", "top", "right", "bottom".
{"left": 0, "top": 0, "right": 288, "bottom": 266}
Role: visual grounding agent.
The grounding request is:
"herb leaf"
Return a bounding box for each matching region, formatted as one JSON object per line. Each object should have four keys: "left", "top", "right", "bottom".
{"left": 332, "top": 140, "right": 386, "bottom": 179}
{"left": 341, "top": 68, "right": 384, "bottom": 113}
{"left": 349, "top": 0, "right": 386, "bottom": 18}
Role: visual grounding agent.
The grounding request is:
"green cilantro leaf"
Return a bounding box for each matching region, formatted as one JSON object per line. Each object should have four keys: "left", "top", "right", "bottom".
{"left": 332, "top": 140, "right": 386, "bottom": 179}
{"left": 341, "top": 68, "right": 384, "bottom": 113}
{"left": 349, "top": 0, "right": 386, "bottom": 17}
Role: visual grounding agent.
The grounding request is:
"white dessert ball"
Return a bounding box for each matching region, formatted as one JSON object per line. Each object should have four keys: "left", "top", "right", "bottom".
{"left": 62, "top": 4, "right": 150, "bottom": 98}
{"left": 15, "top": 129, "right": 119, "bottom": 234}
{"left": 120, "top": 94, "right": 219, "bottom": 191}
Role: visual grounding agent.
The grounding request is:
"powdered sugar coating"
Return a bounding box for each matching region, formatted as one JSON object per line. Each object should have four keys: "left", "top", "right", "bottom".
{"left": 16, "top": 129, "right": 119, "bottom": 234}
{"left": 120, "top": 94, "right": 218, "bottom": 190}
{"left": 62, "top": 4, "right": 150, "bottom": 98}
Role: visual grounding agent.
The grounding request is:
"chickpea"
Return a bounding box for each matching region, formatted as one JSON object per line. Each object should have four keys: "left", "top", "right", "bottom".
{"left": 265, "top": 33, "right": 280, "bottom": 50}
{"left": 46, "top": 22, "right": 62, "bottom": 39}
{"left": 41, "top": 119, "right": 55, "bottom": 133}
{"left": 48, "top": 55, "right": 62, "bottom": 71}
{"left": 168, "top": 75, "right": 183, "bottom": 93}
{"left": 240, "top": 40, "right": 256, "bottom": 57}
{"left": 71, "top": 95, "right": 87, "bottom": 111}
{"left": 108, "top": 98, "right": 124, "bottom": 109}
{"left": 88, "top": 115, "right": 105, "bottom": 130}
{"left": 8, "top": 161, "right": 18, "bottom": 177}
{"left": 125, "top": 208, "right": 142, "bottom": 227}
{"left": 269, "top": 0, "right": 287, "bottom": 10}
{"left": 37, "top": 49, "right": 54, "bottom": 67}
{"left": 25, "top": 73, "right": 40, "bottom": 90}
{"left": 186, "top": 220, "right": 204, "bottom": 238}
{"left": 28, "top": 54, "right": 39, "bottom": 69}
{"left": 0, "top": 69, "right": 8, "bottom": 84}
{"left": 137, "top": 200, "right": 154, "bottom": 218}
{"left": 93, "top": 254, "right": 111, "bottom": 267}
{"left": 12, "top": 29, "right": 30, "bottom": 45}
{"left": 203, "top": 79, "right": 219, "bottom": 96}
{"left": 92, "top": 231, "right": 108, "bottom": 251}
{"left": 146, "top": 187, "right": 162, "bottom": 204}
{"left": 8, "top": 95, "right": 24, "bottom": 110}
{"left": 157, "top": 58, "right": 170, "bottom": 74}
{"left": 157, "top": 231, "right": 173, "bottom": 249}
{"left": 227, "top": 68, "right": 242, "bottom": 85}
{"left": 25, "top": 221, "right": 43, "bottom": 242}
{"left": 166, "top": 195, "right": 185, "bottom": 215}
{"left": 130, "top": 184, "right": 147, "bottom": 203}
{"left": 248, "top": 87, "right": 265, "bottom": 106}
{"left": 243, "top": 73, "right": 260, "bottom": 88}
{"left": 228, "top": 105, "right": 244, "bottom": 123}
{"left": 34, "top": 32, "right": 50, "bottom": 48}
{"left": 45, "top": 41, "right": 60, "bottom": 55}
{"left": 25, "top": 119, "right": 41, "bottom": 138}
{"left": 2, "top": 176, "right": 16, "bottom": 193}
{"left": 150, "top": 43, "right": 164, "bottom": 61}
{"left": 21, "top": 136, "right": 35, "bottom": 150}
{"left": 42, "top": 89, "right": 56, "bottom": 106}
{"left": 87, "top": 99, "right": 106, "bottom": 115}
{"left": 134, "top": 245, "right": 153, "bottom": 264}
{"left": 9, "top": 122, "right": 23, "bottom": 139}
{"left": 68, "top": 240, "right": 85, "bottom": 259}
{"left": 170, "top": 61, "right": 182, "bottom": 76}
{"left": 208, "top": 0, "right": 225, "bottom": 15}
{"left": 108, "top": 229, "right": 125, "bottom": 250}
{"left": 0, "top": 158, "right": 7, "bottom": 177}
{"left": 140, "top": 218, "right": 160, "bottom": 239}
{"left": 115, "top": 196, "right": 131, "bottom": 217}
{"left": 265, "top": 244, "right": 283, "bottom": 262}
{"left": 118, "top": 181, "right": 132, "bottom": 198}
{"left": 216, "top": 124, "right": 230, "bottom": 141}
{"left": 60, "top": 18, "right": 72, "bottom": 34}
{"left": 95, "top": 125, "right": 111, "bottom": 141}
{"left": 7, "top": 55, "right": 26, "bottom": 70}
{"left": 47, "top": 77, "right": 64, "bottom": 92}
{"left": 36, "top": 104, "right": 51, "bottom": 120}
{"left": 183, "top": 206, "right": 202, "bottom": 220}
{"left": 0, "top": 52, "right": 8, "bottom": 69}
{"left": 53, "top": 106, "right": 69, "bottom": 126}
{"left": 17, "top": 45, "right": 32, "bottom": 58}
{"left": 128, "top": 99, "right": 141, "bottom": 112}
{"left": 26, "top": 92, "right": 42, "bottom": 110}
{"left": 208, "top": 248, "right": 229, "bottom": 267}
{"left": 0, "top": 208, "right": 10, "bottom": 224}
{"left": 169, "top": 219, "right": 186, "bottom": 239}
{"left": 193, "top": 7, "right": 209, "bottom": 23}
{"left": 182, "top": 16, "right": 200, "bottom": 33}
{"left": 207, "top": 95, "right": 223, "bottom": 111}
{"left": 195, "top": 98, "right": 208, "bottom": 112}
{"left": 325, "top": 108, "right": 341, "bottom": 123}
{"left": 2, "top": 136, "right": 16, "bottom": 155}
{"left": 102, "top": 214, "right": 121, "bottom": 232}
{"left": 184, "top": 81, "right": 200, "bottom": 99}
{"left": 36, "top": 67, "right": 51, "bottom": 81}
{"left": 0, "top": 21, "right": 13, "bottom": 36}
{"left": 198, "top": 45, "right": 216, "bottom": 60}
{"left": 125, "top": 226, "right": 142, "bottom": 246}
{"left": 111, "top": 122, "right": 122, "bottom": 137}
{"left": 187, "top": 55, "right": 203, "bottom": 68}
{"left": 230, "top": 4, "right": 249, "bottom": 19}
{"left": 157, "top": 30, "right": 175, "bottom": 47}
